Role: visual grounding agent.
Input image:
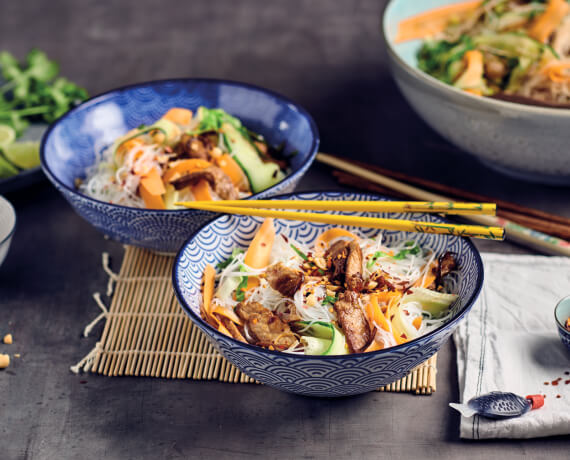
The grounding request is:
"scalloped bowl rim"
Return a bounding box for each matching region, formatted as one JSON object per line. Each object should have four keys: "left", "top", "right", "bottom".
{"left": 382, "top": 0, "right": 570, "bottom": 118}
{"left": 40, "top": 78, "right": 320, "bottom": 214}
{"left": 172, "top": 190, "right": 485, "bottom": 360}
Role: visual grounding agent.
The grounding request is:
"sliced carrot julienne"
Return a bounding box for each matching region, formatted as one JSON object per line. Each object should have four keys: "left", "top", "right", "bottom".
{"left": 216, "top": 154, "right": 248, "bottom": 188}
{"left": 455, "top": 50, "right": 485, "bottom": 92}
{"left": 163, "top": 159, "right": 212, "bottom": 183}
{"left": 412, "top": 316, "right": 423, "bottom": 330}
{"left": 140, "top": 185, "right": 165, "bottom": 210}
{"left": 395, "top": 0, "right": 481, "bottom": 43}
{"left": 162, "top": 107, "right": 193, "bottom": 125}
{"left": 217, "top": 321, "right": 233, "bottom": 338}
{"left": 202, "top": 264, "right": 216, "bottom": 320}
{"left": 366, "top": 294, "right": 392, "bottom": 333}
{"left": 244, "top": 218, "right": 275, "bottom": 269}
{"left": 117, "top": 137, "right": 145, "bottom": 157}
{"left": 314, "top": 228, "right": 360, "bottom": 255}
{"left": 364, "top": 340, "right": 384, "bottom": 353}
{"left": 217, "top": 316, "right": 247, "bottom": 343}
{"left": 544, "top": 61, "right": 570, "bottom": 83}
{"left": 246, "top": 277, "right": 260, "bottom": 292}
{"left": 140, "top": 168, "right": 166, "bottom": 196}
{"left": 528, "top": 0, "right": 570, "bottom": 43}
{"left": 139, "top": 169, "right": 166, "bottom": 209}
{"left": 211, "top": 304, "right": 243, "bottom": 326}
{"left": 192, "top": 179, "right": 213, "bottom": 201}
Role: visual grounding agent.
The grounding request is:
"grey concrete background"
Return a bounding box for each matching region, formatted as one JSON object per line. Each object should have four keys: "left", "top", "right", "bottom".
{"left": 1, "top": 1, "right": 569, "bottom": 458}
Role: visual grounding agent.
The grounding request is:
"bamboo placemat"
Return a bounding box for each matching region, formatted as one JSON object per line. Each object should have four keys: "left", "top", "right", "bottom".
{"left": 79, "top": 246, "right": 437, "bottom": 394}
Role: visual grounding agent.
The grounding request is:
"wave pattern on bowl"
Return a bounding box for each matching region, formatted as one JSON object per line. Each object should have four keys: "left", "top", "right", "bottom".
{"left": 173, "top": 191, "right": 483, "bottom": 397}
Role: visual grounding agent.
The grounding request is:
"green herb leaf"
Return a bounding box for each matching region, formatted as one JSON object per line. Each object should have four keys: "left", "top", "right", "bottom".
{"left": 235, "top": 266, "right": 249, "bottom": 302}
{"left": 322, "top": 295, "right": 337, "bottom": 306}
{"left": 367, "top": 251, "right": 389, "bottom": 269}
{"left": 217, "top": 247, "right": 244, "bottom": 270}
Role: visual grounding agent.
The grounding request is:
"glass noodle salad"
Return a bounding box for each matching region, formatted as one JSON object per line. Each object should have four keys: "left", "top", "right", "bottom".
{"left": 79, "top": 107, "right": 288, "bottom": 209}
{"left": 201, "top": 219, "right": 461, "bottom": 355}
{"left": 397, "top": 0, "right": 570, "bottom": 105}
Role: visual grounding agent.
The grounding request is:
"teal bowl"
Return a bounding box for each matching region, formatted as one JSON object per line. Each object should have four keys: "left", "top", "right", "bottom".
{"left": 382, "top": 0, "right": 570, "bottom": 185}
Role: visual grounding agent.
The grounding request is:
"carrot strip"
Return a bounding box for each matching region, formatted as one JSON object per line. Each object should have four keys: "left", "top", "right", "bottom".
{"left": 395, "top": 0, "right": 481, "bottom": 43}
{"left": 366, "top": 294, "right": 392, "bottom": 333}
{"left": 192, "top": 180, "right": 213, "bottom": 201}
{"left": 244, "top": 218, "right": 275, "bottom": 269}
{"left": 139, "top": 169, "right": 166, "bottom": 209}
{"left": 217, "top": 321, "right": 233, "bottom": 338}
{"left": 162, "top": 107, "right": 193, "bottom": 125}
{"left": 140, "top": 187, "right": 165, "bottom": 210}
{"left": 217, "top": 316, "right": 247, "bottom": 343}
{"left": 413, "top": 316, "right": 423, "bottom": 330}
{"left": 364, "top": 340, "right": 384, "bottom": 353}
{"left": 544, "top": 61, "right": 570, "bottom": 83}
{"left": 528, "top": 0, "right": 570, "bottom": 43}
{"left": 163, "top": 159, "right": 212, "bottom": 183}
{"left": 455, "top": 50, "right": 485, "bottom": 93}
{"left": 202, "top": 264, "right": 216, "bottom": 320}
{"left": 216, "top": 154, "right": 248, "bottom": 189}
{"left": 314, "top": 228, "right": 359, "bottom": 255}
{"left": 211, "top": 304, "right": 243, "bottom": 326}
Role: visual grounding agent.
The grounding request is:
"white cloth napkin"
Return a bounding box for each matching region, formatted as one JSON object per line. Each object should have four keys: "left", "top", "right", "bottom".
{"left": 453, "top": 253, "right": 570, "bottom": 439}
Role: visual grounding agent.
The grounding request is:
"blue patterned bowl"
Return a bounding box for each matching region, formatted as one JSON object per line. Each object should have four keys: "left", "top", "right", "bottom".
{"left": 554, "top": 296, "right": 570, "bottom": 353}
{"left": 40, "top": 79, "right": 319, "bottom": 253}
{"left": 173, "top": 191, "right": 484, "bottom": 397}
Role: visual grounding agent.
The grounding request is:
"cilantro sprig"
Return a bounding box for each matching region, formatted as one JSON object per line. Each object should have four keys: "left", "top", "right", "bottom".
{"left": 0, "top": 49, "right": 88, "bottom": 136}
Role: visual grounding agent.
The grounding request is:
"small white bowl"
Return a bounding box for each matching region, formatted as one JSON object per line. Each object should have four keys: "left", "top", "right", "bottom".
{"left": 0, "top": 196, "right": 16, "bottom": 268}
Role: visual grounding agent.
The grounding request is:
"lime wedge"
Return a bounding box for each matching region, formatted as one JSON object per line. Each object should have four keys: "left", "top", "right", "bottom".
{"left": 0, "top": 125, "right": 16, "bottom": 148}
{"left": 0, "top": 155, "right": 19, "bottom": 178}
{"left": 2, "top": 141, "right": 40, "bottom": 169}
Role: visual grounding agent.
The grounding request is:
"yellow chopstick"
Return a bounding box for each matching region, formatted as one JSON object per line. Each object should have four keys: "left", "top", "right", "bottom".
{"left": 175, "top": 201, "right": 505, "bottom": 240}
{"left": 189, "top": 200, "right": 496, "bottom": 215}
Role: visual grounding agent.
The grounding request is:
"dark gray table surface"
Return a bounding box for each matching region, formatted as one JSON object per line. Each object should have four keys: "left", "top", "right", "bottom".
{"left": 1, "top": 1, "right": 569, "bottom": 459}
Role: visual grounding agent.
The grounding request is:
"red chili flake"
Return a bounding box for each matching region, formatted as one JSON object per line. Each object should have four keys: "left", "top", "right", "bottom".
{"left": 551, "top": 380, "right": 559, "bottom": 386}
{"left": 565, "top": 380, "right": 570, "bottom": 385}
{"left": 261, "top": 242, "right": 266, "bottom": 247}
{"left": 556, "top": 395, "right": 561, "bottom": 399}
{"left": 390, "top": 315, "right": 395, "bottom": 321}
{"left": 400, "top": 333, "right": 407, "bottom": 339}
{"left": 281, "top": 235, "right": 289, "bottom": 242}
{"left": 404, "top": 310, "right": 410, "bottom": 316}
{"left": 544, "top": 382, "right": 550, "bottom": 385}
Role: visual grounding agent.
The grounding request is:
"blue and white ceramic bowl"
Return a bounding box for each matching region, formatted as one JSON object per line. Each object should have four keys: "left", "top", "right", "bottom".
{"left": 173, "top": 191, "right": 484, "bottom": 397}
{"left": 554, "top": 296, "right": 570, "bottom": 353}
{"left": 383, "top": 0, "right": 570, "bottom": 185}
{"left": 41, "top": 79, "right": 319, "bottom": 253}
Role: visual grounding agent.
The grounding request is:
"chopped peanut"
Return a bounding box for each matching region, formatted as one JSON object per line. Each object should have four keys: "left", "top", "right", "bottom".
{"left": 3, "top": 334, "right": 12, "bottom": 345}
{"left": 0, "top": 354, "right": 9, "bottom": 369}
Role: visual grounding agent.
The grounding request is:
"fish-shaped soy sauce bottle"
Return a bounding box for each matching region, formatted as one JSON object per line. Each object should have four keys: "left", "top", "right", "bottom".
{"left": 450, "top": 392, "right": 544, "bottom": 420}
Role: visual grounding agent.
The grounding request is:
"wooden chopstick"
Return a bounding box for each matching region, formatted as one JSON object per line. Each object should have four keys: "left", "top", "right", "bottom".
{"left": 317, "top": 153, "right": 570, "bottom": 257}
{"left": 176, "top": 201, "right": 505, "bottom": 240}
{"left": 333, "top": 170, "right": 570, "bottom": 241}
{"left": 193, "top": 199, "right": 497, "bottom": 216}
{"left": 345, "top": 156, "right": 570, "bottom": 228}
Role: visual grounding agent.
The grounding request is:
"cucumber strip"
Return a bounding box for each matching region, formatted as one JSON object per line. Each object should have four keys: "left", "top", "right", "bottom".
{"left": 324, "top": 325, "right": 349, "bottom": 355}
{"left": 293, "top": 321, "right": 334, "bottom": 340}
{"left": 301, "top": 336, "right": 332, "bottom": 355}
{"left": 401, "top": 287, "right": 458, "bottom": 317}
